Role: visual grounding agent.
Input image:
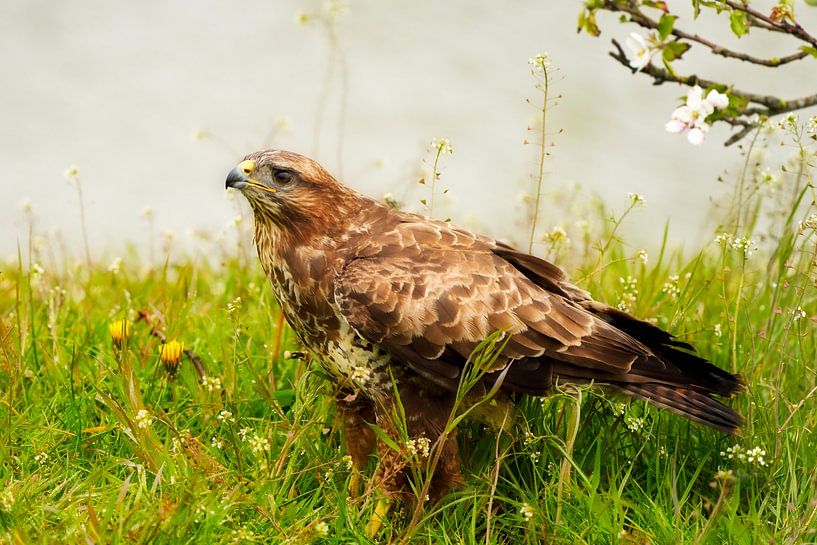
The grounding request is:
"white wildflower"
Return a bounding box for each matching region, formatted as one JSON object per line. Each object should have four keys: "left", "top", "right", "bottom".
{"left": 210, "top": 437, "right": 224, "bottom": 450}
{"left": 713, "top": 323, "right": 722, "bottom": 337}
{"left": 249, "top": 434, "right": 270, "bottom": 454}
{"left": 791, "top": 307, "right": 807, "bottom": 321}
{"left": 0, "top": 488, "right": 14, "bottom": 512}
{"left": 662, "top": 275, "right": 681, "bottom": 300}
{"left": 731, "top": 237, "right": 757, "bottom": 257}
{"left": 134, "top": 409, "right": 153, "bottom": 429}
{"left": 34, "top": 451, "right": 49, "bottom": 465}
{"left": 238, "top": 427, "right": 252, "bottom": 441}
{"left": 429, "top": 137, "right": 453, "bottom": 155}
{"left": 202, "top": 375, "right": 222, "bottom": 392}
{"left": 342, "top": 454, "right": 354, "bottom": 470}
{"left": 627, "top": 192, "right": 646, "bottom": 207}
{"left": 108, "top": 257, "right": 122, "bottom": 275}
{"left": 226, "top": 297, "right": 242, "bottom": 316}
{"left": 721, "top": 444, "right": 767, "bottom": 468}
{"left": 799, "top": 214, "right": 817, "bottom": 232}
{"left": 543, "top": 226, "right": 570, "bottom": 248}
{"left": 63, "top": 164, "right": 79, "bottom": 182}
{"left": 635, "top": 249, "right": 649, "bottom": 265}
{"left": 405, "top": 437, "right": 431, "bottom": 458}
{"left": 617, "top": 276, "right": 639, "bottom": 312}
{"left": 714, "top": 233, "right": 734, "bottom": 247}
{"left": 520, "top": 502, "right": 535, "bottom": 522}
{"left": 217, "top": 410, "right": 235, "bottom": 423}
{"left": 528, "top": 52, "right": 550, "bottom": 72}
{"left": 315, "top": 520, "right": 330, "bottom": 537}
{"left": 625, "top": 415, "right": 646, "bottom": 433}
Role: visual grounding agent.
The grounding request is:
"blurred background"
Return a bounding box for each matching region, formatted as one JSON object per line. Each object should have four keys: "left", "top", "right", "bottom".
{"left": 2, "top": 0, "right": 816, "bottom": 261}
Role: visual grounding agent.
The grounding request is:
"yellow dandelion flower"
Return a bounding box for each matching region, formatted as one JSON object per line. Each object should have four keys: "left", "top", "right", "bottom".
{"left": 159, "top": 340, "right": 184, "bottom": 373}
{"left": 109, "top": 320, "right": 132, "bottom": 347}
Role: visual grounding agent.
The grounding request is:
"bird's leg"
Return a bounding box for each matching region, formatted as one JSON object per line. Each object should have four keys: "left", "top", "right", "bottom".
{"left": 336, "top": 392, "right": 376, "bottom": 498}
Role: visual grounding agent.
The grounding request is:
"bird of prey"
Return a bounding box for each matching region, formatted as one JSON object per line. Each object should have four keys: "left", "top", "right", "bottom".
{"left": 225, "top": 149, "right": 743, "bottom": 509}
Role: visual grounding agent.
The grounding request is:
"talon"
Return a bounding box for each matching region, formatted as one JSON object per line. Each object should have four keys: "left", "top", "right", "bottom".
{"left": 364, "top": 497, "right": 392, "bottom": 538}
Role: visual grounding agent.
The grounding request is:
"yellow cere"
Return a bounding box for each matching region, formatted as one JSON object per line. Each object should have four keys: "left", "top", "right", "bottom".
{"left": 238, "top": 159, "right": 255, "bottom": 175}
{"left": 237, "top": 159, "right": 277, "bottom": 194}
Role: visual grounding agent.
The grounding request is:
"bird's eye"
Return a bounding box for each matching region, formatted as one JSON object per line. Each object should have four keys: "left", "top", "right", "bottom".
{"left": 274, "top": 170, "right": 293, "bottom": 184}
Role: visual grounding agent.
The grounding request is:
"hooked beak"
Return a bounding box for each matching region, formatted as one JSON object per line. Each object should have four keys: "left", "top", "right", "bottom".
{"left": 225, "top": 167, "right": 249, "bottom": 190}
{"left": 225, "top": 159, "right": 255, "bottom": 190}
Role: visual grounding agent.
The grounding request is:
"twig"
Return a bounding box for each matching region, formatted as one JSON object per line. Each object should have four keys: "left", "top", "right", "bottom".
{"left": 609, "top": 39, "right": 817, "bottom": 145}
{"left": 605, "top": 1, "right": 809, "bottom": 67}
{"left": 723, "top": 0, "right": 817, "bottom": 48}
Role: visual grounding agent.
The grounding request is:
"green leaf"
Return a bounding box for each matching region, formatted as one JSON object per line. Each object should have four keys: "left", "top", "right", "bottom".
{"left": 662, "top": 41, "right": 691, "bottom": 62}
{"left": 729, "top": 10, "right": 749, "bottom": 38}
{"left": 800, "top": 45, "right": 817, "bottom": 58}
{"left": 657, "top": 14, "right": 676, "bottom": 40}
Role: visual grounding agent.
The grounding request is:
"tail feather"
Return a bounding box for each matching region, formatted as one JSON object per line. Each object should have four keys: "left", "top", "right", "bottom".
{"left": 614, "top": 382, "right": 742, "bottom": 434}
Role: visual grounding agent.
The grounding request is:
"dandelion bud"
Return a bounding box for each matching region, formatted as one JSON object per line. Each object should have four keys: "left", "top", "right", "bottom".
{"left": 159, "top": 340, "right": 184, "bottom": 374}
{"left": 109, "top": 320, "right": 132, "bottom": 347}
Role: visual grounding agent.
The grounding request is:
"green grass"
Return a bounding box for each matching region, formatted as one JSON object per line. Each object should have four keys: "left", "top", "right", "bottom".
{"left": 2, "top": 131, "right": 817, "bottom": 544}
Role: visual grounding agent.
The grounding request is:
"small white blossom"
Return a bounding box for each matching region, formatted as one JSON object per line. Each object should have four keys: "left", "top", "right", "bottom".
{"left": 627, "top": 192, "right": 646, "bottom": 207}
{"left": 617, "top": 276, "right": 639, "bottom": 312}
{"left": 342, "top": 454, "right": 354, "bottom": 470}
{"left": 238, "top": 427, "right": 252, "bottom": 441}
{"left": 217, "top": 410, "right": 236, "bottom": 423}
{"left": 405, "top": 437, "right": 431, "bottom": 458}
{"left": 202, "top": 376, "right": 222, "bottom": 392}
{"left": 721, "top": 444, "right": 768, "bottom": 468}
{"left": 799, "top": 214, "right": 817, "bottom": 232}
{"left": 63, "top": 164, "right": 79, "bottom": 182}
{"left": 249, "top": 434, "right": 270, "bottom": 454}
{"left": 714, "top": 233, "right": 733, "bottom": 247}
{"left": 135, "top": 409, "right": 153, "bottom": 429}
{"left": 528, "top": 52, "right": 550, "bottom": 72}
{"left": 662, "top": 275, "right": 681, "bottom": 300}
{"left": 791, "top": 307, "right": 807, "bottom": 321}
{"left": 108, "top": 257, "right": 122, "bottom": 275}
{"left": 0, "top": 488, "right": 14, "bottom": 512}
{"left": 34, "top": 451, "right": 49, "bottom": 465}
{"left": 731, "top": 237, "right": 758, "bottom": 257}
{"left": 210, "top": 437, "right": 224, "bottom": 450}
{"left": 635, "top": 249, "right": 649, "bottom": 265}
{"left": 315, "top": 520, "right": 330, "bottom": 537}
{"left": 625, "top": 415, "right": 646, "bottom": 433}
{"left": 520, "top": 502, "right": 535, "bottom": 522}
{"left": 713, "top": 323, "right": 722, "bottom": 337}
{"left": 226, "top": 297, "right": 242, "bottom": 316}
{"left": 429, "top": 137, "right": 453, "bottom": 155}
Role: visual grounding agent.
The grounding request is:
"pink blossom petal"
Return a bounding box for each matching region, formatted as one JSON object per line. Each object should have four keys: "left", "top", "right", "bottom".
{"left": 672, "top": 106, "right": 692, "bottom": 124}
{"left": 705, "top": 89, "right": 729, "bottom": 110}
{"left": 687, "top": 127, "right": 706, "bottom": 145}
{"left": 665, "top": 119, "right": 687, "bottom": 133}
{"left": 686, "top": 86, "right": 704, "bottom": 109}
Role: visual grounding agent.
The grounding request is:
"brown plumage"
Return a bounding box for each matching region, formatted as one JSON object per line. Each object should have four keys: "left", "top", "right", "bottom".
{"left": 226, "top": 149, "right": 744, "bottom": 500}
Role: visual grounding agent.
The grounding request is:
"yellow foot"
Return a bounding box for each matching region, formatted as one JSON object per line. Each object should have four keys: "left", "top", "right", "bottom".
{"left": 348, "top": 470, "right": 361, "bottom": 497}
{"left": 364, "top": 497, "right": 392, "bottom": 539}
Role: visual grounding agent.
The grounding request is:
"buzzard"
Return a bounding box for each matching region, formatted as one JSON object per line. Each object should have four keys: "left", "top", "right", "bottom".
{"left": 225, "top": 149, "right": 743, "bottom": 512}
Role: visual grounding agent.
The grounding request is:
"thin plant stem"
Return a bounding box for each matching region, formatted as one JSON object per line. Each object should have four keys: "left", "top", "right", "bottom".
{"left": 528, "top": 61, "right": 550, "bottom": 254}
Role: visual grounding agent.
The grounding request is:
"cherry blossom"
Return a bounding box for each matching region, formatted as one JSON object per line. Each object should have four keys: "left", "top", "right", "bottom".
{"left": 665, "top": 86, "right": 730, "bottom": 145}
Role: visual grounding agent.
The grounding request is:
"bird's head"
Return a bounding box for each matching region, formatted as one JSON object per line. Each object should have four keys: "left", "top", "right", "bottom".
{"left": 226, "top": 149, "right": 352, "bottom": 235}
